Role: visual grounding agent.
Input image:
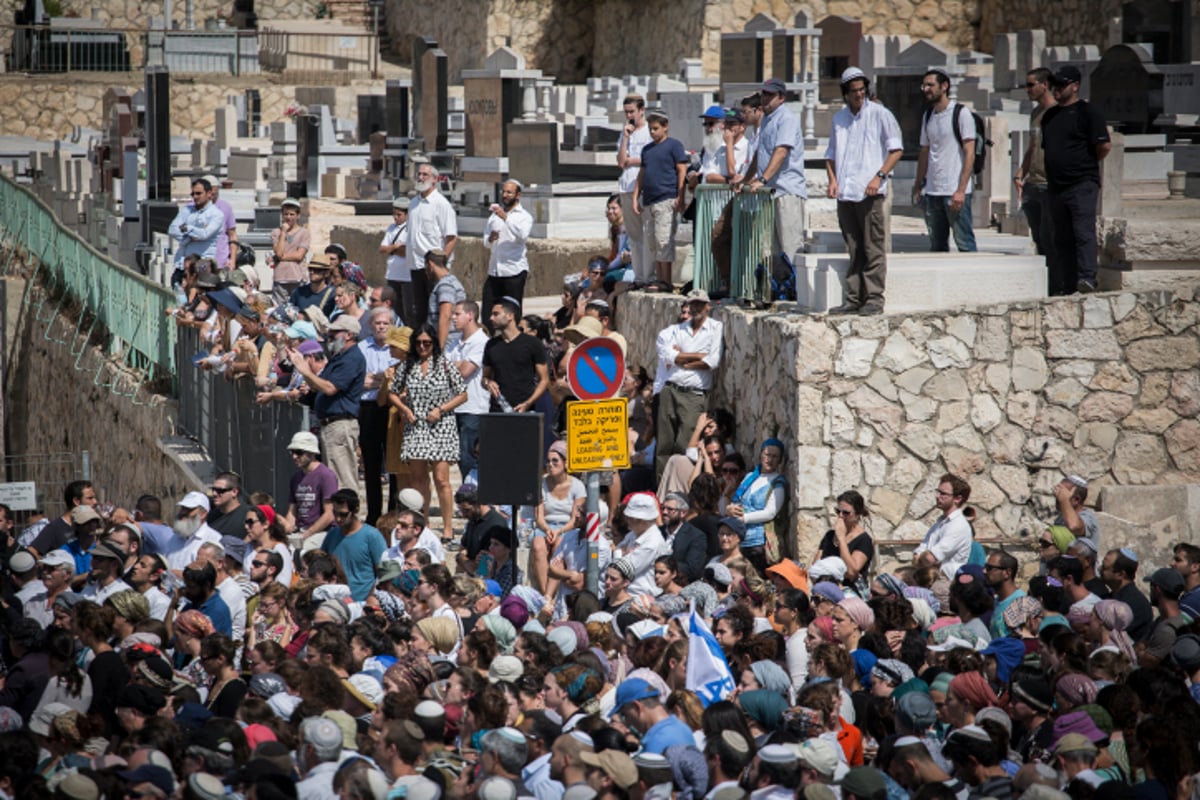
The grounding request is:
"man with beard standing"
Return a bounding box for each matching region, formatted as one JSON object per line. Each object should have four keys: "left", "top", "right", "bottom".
{"left": 406, "top": 162, "right": 458, "bottom": 327}
{"left": 160, "top": 492, "right": 222, "bottom": 572}
{"left": 481, "top": 180, "right": 534, "bottom": 327}
{"left": 288, "top": 316, "right": 367, "bottom": 500}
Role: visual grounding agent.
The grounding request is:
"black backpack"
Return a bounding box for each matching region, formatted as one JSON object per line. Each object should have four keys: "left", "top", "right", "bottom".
{"left": 923, "top": 102, "right": 991, "bottom": 176}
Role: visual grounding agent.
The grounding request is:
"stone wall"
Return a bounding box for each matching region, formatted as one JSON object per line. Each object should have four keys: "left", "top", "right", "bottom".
{"left": 617, "top": 284, "right": 1200, "bottom": 569}
{"left": 978, "top": 0, "right": 1119, "bottom": 50}
{"left": 1, "top": 0, "right": 311, "bottom": 30}
{"left": 3, "top": 277, "right": 198, "bottom": 508}
{"left": 0, "top": 74, "right": 384, "bottom": 141}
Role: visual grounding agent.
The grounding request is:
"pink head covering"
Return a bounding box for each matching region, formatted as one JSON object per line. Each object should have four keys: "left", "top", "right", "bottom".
{"left": 1055, "top": 673, "right": 1098, "bottom": 707}
{"left": 1093, "top": 599, "right": 1137, "bottom": 663}
{"left": 811, "top": 616, "right": 836, "bottom": 643}
{"left": 837, "top": 597, "right": 875, "bottom": 632}
{"left": 949, "top": 671, "right": 999, "bottom": 711}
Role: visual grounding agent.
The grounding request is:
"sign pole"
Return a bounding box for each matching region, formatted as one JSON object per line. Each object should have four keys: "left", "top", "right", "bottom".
{"left": 584, "top": 471, "right": 601, "bottom": 596}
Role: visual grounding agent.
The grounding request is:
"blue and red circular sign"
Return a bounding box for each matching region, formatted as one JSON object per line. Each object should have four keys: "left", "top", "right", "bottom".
{"left": 566, "top": 337, "right": 626, "bottom": 401}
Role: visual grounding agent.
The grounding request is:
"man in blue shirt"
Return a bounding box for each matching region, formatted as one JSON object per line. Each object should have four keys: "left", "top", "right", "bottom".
{"left": 167, "top": 178, "right": 226, "bottom": 269}
{"left": 734, "top": 78, "right": 808, "bottom": 293}
{"left": 609, "top": 678, "right": 695, "bottom": 754}
{"left": 59, "top": 504, "right": 104, "bottom": 577}
{"left": 633, "top": 110, "right": 688, "bottom": 288}
{"left": 318, "top": 489, "right": 387, "bottom": 603}
{"left": 288, "top": 315, "right": 367, "bottom": 501}
{"left": 182, "top": 560, "right": 232, "bottom": 636}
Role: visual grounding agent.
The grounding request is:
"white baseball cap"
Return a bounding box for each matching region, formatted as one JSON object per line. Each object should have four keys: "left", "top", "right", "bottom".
{"left": 176, "top": 491, "right": 210, "bottom": 512}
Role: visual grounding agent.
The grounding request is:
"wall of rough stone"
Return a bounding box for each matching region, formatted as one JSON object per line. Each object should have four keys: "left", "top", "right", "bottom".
{"left": 0, "top": 74, "right": 384, "bottom": 141}
{"left": 3, "top": 277, "right": 198, "bottom": 508}
{"left": 617, "top": 284, "right": 1200, "bottom": 565}
{"left": 978, "top": 0, "right": 1118, "bottom": 50}
{"left": 0, "top": 0, "right": 312, "bottom": 29}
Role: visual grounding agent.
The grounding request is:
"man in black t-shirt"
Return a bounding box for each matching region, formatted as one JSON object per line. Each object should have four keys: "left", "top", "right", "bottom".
{"left": 1040, "top": 64, "right": 1111, "bottom": 296}
{"left": 482, "top": 296, "right": 549, "bottom": 413}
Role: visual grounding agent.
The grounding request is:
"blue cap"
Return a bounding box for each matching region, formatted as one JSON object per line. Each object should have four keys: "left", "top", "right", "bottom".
{"left": 700, "top": 104, "right": 726, "bottom": 119}
{"left": 609, "top": 678, "right": 660, "bottom": 718}
{"left": 207, "top": 288, "right": 244, "bottom": 316}
{"left": 718, "top": 516, "right": 746, "bottom": 540}
{"left": 285, "top": 320, "right": 318, "bottom": 340}
{"left": 485, "top": 579, "right": 503, "bottom": 598}
{"left": 760, "top": 78, "right": 787, "bottom": 95}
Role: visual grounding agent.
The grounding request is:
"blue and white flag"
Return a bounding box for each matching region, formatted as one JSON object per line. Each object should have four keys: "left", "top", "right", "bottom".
{"left": 685, "top": 606, "right": 735, "bottom": 707}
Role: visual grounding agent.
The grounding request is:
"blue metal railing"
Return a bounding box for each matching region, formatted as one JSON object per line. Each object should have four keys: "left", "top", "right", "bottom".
{"left": 0, "top": 172, "right": 177, "bottom": 377}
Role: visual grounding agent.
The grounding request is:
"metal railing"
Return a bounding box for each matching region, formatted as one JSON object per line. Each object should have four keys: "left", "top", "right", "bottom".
{"left": 0, "top": 173, "right": 177, "bottom": 378}
{"left": 692, "top": 185, "right": 776, "bottom": 304}
{"left": 175, "top": 325, "right": 308, "bottom": 506}
{"left": 3, "top": 24, "right": 377, "bottom": 76}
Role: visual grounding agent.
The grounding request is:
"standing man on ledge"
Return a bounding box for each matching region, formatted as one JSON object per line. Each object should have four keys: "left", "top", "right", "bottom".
{"left": 913, "top": 68, "right": 977, "bottom": 253}
{"left": 482, "top": 180, "right": 534, "bottom": 327}
{"left": 616, "top": 95, "right": 652, "bottom": 286}
{"left": 654, "top": 289, "right": 724, "bottom": 479}
{"left": 482, "top": 296, "right": 550, "bottom": 414}
{"left": 825, "top": 67, "right": 903, "bottom": 316}
{"left": 406, "top": 163, "right": 458, "bottom": 327}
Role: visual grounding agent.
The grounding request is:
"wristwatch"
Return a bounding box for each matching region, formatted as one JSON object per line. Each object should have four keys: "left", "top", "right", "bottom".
{"left": 876, "top": 171, "right": 887, "bottom": 179}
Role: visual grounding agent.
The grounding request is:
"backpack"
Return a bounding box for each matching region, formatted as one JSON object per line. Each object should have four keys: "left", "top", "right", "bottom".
{"left": 923, "top": 102, "right": 991, "bottom": 176}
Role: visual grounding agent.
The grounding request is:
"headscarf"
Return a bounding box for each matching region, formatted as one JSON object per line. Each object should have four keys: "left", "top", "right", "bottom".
{"left": 1093, "top": 599, "right": 1136, "bottom": 663}
{"left": 1055, "top": 673, "right": 1098, "bottom": 708}
{"left": 908, "top": 599, "right": 936, "bottom": 631}
{"left": 256, "top": 504, "right": 277, "bottom": 528}
{"left": 811, "top": 616, "right": 836, "bottom": 644}
{"left": 949, "top": 671, "right": 999, "bottom": 711}
{"left": 852, "top": 650, "right": 878, "bottom": 688}
{"left": 872, "top": 658, "right": 915, "bottom": 687}
{"left": 838, "top": 597, "right": 874, "bottom": 632}
{"left": 384, "top": 651, "right": 435, "bottom": 694}
{"left": 1075, "top": 704, "right": 1114, "bottom": 735}
{"left": 749, "top": 660, "right": 792, "bottom": 698}
{"left": 904, "top": 585, "right": 941, "bottom": 615}
{"left": 373, "top": 590, "right": 408, "bottom": 623}
{"left": 415, "top": 617, "right": 460, "bottom": 655}
{"left": 1047, "top": 525, "right": 1075, "bottom": 554}
{"left": 737, "top": 689, "right": 787, "bottom": 732}
{"left": 679, "top": 582, "right": 718, "bottom": 617}
{"left": 981, "top": 637, "right": 1026, "bottom": 685}
{"left": 1002, "top": 596, "right": 1044, "bottom": 633}
{"left": 499, "top": 596, "right": 530, "bottom": 628}
{"left": 875, "top": 574, "right": 907, "bottom": 598}
{"left": 550, "top": 664, "right": 604, "bottom": 707}
{"left": 175, "top": 610, "right": 215, "bottom": 638}
{"left": 929, "top": 672, "right": 953, "bottom": 696}
{"left": 1052, "top": 709, "right": 1107, "bottom": 746}
{"left": 483, "top": 615, "right": 518, "bottom": 654}
{"left": 732, "top": 438, "right": 787, "bottom": 500}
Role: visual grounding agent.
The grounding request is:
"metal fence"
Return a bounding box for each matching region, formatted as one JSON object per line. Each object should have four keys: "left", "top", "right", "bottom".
{"left": 2, "top": 451, "right": 89, "bottom": 526}
{"left": 3, "top": 24, "right": 377, "bottom": 76}
{"left": 692, "top": 185, "right": 777, "bottom": 304}
{"left": 0, "top": 173, "right": 177, "bottom": 378}
{"left": 175, "top": 325, "right": 308, "bottom": 507}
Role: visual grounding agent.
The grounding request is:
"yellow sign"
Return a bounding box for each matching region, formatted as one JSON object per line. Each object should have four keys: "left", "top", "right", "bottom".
{"left": 566, "top": 398, "right": 631, "bottom": 472}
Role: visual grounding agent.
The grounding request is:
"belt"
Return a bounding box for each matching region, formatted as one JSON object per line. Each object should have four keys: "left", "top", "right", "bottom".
{"left": 667, "top": 382, "right": 707, "bottom": 396}
{"left": 319, "top": 413, "right": 356, "bottom": 425}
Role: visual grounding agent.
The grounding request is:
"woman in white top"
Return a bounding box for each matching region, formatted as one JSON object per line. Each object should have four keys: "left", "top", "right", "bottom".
{"left": 533, "top": 440, "right": 586, "bottom": 593}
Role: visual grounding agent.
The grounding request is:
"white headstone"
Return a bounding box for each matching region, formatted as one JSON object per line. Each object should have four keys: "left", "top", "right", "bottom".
{"left": 484, "top": 46, "right": 526, "bottom": 71}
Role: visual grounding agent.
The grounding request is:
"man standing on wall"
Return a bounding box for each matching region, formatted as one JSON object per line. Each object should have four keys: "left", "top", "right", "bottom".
{"left": 1041, "top": 64, "right": 1110, "bottom": 296}
{"left": 406, "top": 163, "right": 458, "bottom": 327}
{"left": 616, "top": 95, "right": 652, "bottom": 286}
{"left": 913, "top": 68, "right": 977, "bottom": 253}
{"left": 825, "top": 67, "right": 903, "bottom": 316}
{"left": 481, "top": 180, "right": 534, "bottom": 327}
{"left": 733, "top": 78, "right": 807, "bottom": 287}
{"left": 654, "top": 289, "right": 723, "bottom": 479}
{"left": 1014, "top": 67, "right": 1056, "bottom": 258}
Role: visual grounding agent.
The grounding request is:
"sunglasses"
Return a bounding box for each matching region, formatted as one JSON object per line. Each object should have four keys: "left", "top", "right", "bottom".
{"left": 415, "top": 339, "right": 434, "bottom": 347}
{"left": 721, "top": 467, "right": 740, "bottom": 474}
{"left": 1039, "top": 540, "right": 1055, "bottom": 547}
{"left": 211, "top": 486, "right": 233, "bottom": 494}
{"left": 252, "top": 560, "right": 268, "bottom": 568}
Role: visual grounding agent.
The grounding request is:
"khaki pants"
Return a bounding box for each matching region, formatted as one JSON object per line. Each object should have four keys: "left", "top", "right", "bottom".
{"left": 838, "top": 196, "right": 887, "bottom": 307}
{"left": 620, "top": 191, "right": 652, "bottom": 284}
{"left": 320, "top": 418, "right": 361, "bottom": 499}
{"left": 655, "top": 383, "right": 708, "bottom": 479}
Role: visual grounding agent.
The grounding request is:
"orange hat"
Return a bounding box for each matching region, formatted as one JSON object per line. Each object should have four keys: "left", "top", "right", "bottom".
{"left": 766, "top": 560, "right": 809, "bottom": 592}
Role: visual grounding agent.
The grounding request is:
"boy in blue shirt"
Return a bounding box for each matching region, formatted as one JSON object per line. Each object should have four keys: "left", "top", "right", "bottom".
{"left": 633, "top": 111, "right": 688, "bottom": 288}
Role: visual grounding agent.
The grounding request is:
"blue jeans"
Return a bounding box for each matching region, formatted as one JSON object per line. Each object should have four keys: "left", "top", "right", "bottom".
{"left": 923, "top": 194, "right": 977, "bottom": 252}
{"left": 456, "top": 413, "right": 480, "bottom": 478}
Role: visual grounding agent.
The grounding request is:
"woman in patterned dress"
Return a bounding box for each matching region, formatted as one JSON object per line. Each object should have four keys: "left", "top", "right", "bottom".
{"left": 387, "top": 322, "right": 467, "bottom": 545}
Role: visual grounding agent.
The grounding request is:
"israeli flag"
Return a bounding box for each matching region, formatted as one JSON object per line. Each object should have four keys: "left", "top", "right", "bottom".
{"left": 685, "top": 606, "right": 735, "bottom": 707}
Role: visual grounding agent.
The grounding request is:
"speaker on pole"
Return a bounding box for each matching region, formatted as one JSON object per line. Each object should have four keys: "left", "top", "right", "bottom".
{"left": 477, "top": 413, "right": 544, "bottom": 506}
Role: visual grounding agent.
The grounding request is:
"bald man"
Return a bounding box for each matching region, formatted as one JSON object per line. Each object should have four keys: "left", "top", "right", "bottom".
{"left": 481, "top": 180, "right": 533, "bottom": 332}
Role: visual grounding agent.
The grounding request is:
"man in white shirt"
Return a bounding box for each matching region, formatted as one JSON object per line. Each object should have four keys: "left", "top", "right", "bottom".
{"left": 127, "top": 554, "right": 172, "bottom": 619}
{"left": 482, "top": 180, "right": 534, "bottom": 329}
{"left": 914, "top": 473, "right": 974, "bottom": 574}
{"left": 80, "top": 540, "right": 134, "bottom": 603}
{"left": 616, "top": 493, "right": 668, "bottom": 598}
{"left": 159, "top": 492, "right": 222, "bottom": 572}
{"left": 617, "top": 95, "right": 653, "bottom": 284}
{"left": 825, "top": 67, "right": 904, "bottom": 316}
{"left": 167, "top": 178, "right": 226, "bottom": 269}
{"left": 447, "top": 300, "right": 489, "bottom": 479}
{"left": 379, "top": 199, "right": 410, "bottom": 322}
{"left": 913, "top": 68, "right": 978, "bottom": 253}
{"left": 406, "top": 163, "right": 458, "bottom": 328}
{"left": 654, "top": 289, "right": 724, "bottom": 478}
{"left": 381, "top": 509, "right": 445, "bottom": 565}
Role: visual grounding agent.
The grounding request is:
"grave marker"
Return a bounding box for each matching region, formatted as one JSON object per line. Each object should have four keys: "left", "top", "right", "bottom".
{"left": 1090, "top": 44, "right": 1163, "bottom": 133}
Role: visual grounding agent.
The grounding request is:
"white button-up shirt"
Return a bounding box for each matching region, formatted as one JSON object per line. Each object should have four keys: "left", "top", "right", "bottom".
{"left": 825, "top": 101, "right": 903, "bottom": 202}
{"left": 655, "top": 317, "right": 724, "bottom": 393}
{"left": 707, "top": 137, "right": 751, "bottom": 182}
{"left": 618, "top": 524, "right": 668, "bottom": 598}
{"left": 407, "top": 190, "right": 458, "bottom": 270}
{"left": 915, "top": 508, "right": 973, "bottom": 574}
{"left": 484, "top": 202, "right": 533, "bottom": 277}
{"left": 168, "top": 202, "right": 226, "bottom": 267}
{"left": 381, "top": 221, "right": 409, "bottom": 281}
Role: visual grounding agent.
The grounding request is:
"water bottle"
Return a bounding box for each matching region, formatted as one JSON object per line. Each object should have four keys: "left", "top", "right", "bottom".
{"left": 517, "top": 506, "right": 534, "bottom": 548}
{"left": 496, "top": 393, "right": 515, "bottom": 413}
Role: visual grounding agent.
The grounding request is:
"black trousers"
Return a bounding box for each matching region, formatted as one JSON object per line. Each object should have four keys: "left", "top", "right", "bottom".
{"left": 481, "top": 273, "right": 528, "bottom": 332}
{"left": 359, "top": 401, "right": 395, "bottom": 525}
{"left": 1046, "top": 180, "right": 1099, "bottom": 295}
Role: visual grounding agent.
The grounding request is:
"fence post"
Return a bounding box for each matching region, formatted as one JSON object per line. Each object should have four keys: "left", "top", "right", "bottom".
{"left": 81, "top": 450, "right": 91, "bottom": 481}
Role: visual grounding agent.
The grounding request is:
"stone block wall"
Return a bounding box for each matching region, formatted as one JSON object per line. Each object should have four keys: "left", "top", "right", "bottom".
{"left": 618, "top": 284, "right": 1200, "bottom": 564}
{"left": 3, "top": 277, "right": 197, "bottom": 508}
{"left": 978, "top": 0, "right": 1119, "bottom": 51}
{"left": 0, "top": 0, "right": 313, "bottom": 30}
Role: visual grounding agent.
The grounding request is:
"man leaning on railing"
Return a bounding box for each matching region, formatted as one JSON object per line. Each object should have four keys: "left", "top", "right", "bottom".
{"left": 697, "top": 108, "right": 753, "bottom": 293}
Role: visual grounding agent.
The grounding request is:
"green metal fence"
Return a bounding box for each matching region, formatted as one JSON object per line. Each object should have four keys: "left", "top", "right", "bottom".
{"left": 692, "top": 185, "right": 776, "bottom": 305}
{"left": 0, "top": 174, "right": 177, "bottom": 378}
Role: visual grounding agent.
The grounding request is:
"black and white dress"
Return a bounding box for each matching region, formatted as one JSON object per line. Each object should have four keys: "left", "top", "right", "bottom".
{"left": 390, "top": 356, "right": 466, "bottom": 462}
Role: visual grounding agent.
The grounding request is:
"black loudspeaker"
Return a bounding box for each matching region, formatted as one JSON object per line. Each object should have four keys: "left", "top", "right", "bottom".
{"left": 478, "top": 413, "right": 544, "bottom": 506}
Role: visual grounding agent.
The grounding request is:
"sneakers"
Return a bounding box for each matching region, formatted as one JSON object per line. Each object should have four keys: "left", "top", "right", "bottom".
{"left": 828, "top": 303, "right": 861, "bottom": 315}
{"left": 1076, "top": 280, "right": 1097, "bottom": 294}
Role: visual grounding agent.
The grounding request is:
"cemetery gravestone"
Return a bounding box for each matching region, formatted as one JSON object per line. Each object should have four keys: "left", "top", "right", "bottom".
{"left": 411, "top": 35, "right": 438, "bottom": 148}
{"left": 357, "top": 94, "right": 386, "bottom": 144}
{"left": 1090, "top": 44, "right": 1163, "bottom": 134}
{"left": 419, "top": 47, "right": 449, "bottom": 152}
{"left": 507, "top": 122, "right": 559, "bottom": 186}
{"left": 144, "top": 66, "right": 170, "bottom": 202}
{"left": 720, "top": 33, "right": 765, "bottom": 84}
{"left": 816, "top": 16, "right": 862, "bottom": 100}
